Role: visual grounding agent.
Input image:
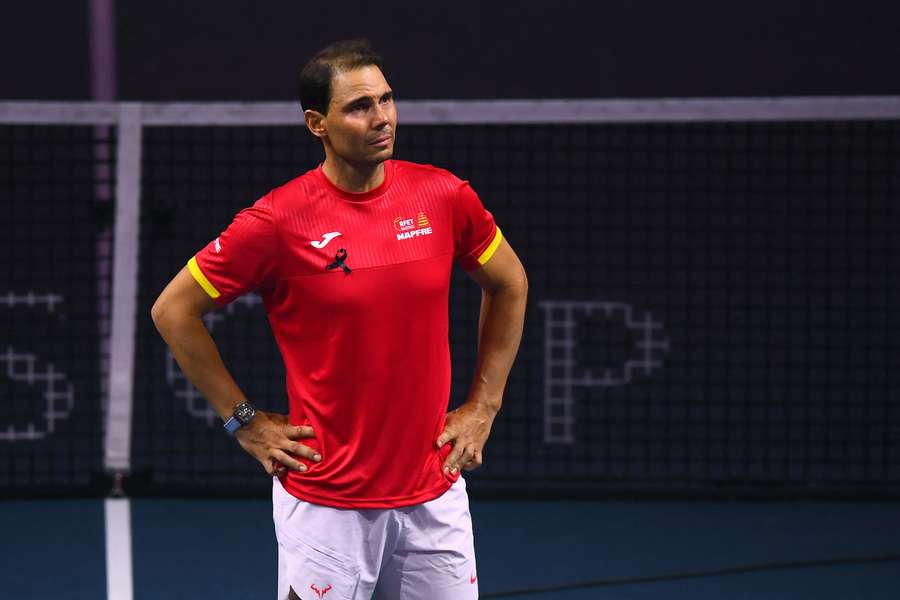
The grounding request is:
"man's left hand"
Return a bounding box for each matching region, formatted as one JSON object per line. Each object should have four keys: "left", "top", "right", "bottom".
{"left": 436, "top": 399, "right": 500, "bottom": 474}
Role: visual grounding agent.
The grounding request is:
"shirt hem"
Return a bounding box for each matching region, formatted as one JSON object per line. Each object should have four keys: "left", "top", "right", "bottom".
{"left": 280, "top": 478, "right": 454, "bottom": 509}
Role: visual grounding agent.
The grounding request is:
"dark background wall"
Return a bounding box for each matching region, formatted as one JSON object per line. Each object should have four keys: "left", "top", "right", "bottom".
{"left": 2, "top": 0, "right": 899, "bottom": 101}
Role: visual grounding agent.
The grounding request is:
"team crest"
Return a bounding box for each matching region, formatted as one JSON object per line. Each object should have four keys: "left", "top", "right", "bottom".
{"left": 394, "top": 211, "right": 432, "bottom": 240}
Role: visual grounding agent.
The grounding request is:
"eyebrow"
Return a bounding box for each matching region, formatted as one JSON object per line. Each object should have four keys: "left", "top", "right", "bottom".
{"left": 342, "top": 90, "right": 393, "bottom": 110}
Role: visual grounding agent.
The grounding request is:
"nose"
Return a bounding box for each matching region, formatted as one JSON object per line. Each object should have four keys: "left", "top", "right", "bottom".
{"left": 372, "top": 102, "right": 390, "bottom": 129}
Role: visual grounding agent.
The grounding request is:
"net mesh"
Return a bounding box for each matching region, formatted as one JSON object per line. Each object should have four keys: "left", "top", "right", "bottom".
{"left": 0, "top": 124, "right": 112, "bottom": 495}
{"left": 130, "top": 120, "right": 900, "bottom": 496}
{"left": 2, "top": 113, "right": 899, "bottom": 497}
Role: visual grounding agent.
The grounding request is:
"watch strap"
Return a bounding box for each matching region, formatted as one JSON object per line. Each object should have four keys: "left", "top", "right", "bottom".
{"left": 223, "top": 401, "right": 256, "bottom": 436}
{"left": 223, "top": 415, "right": 243, "bottom": 435}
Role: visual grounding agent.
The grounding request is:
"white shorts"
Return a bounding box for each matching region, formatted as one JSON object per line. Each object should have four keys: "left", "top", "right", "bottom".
{"left": 272, "top": 476, "right": 478, "bottom": 600}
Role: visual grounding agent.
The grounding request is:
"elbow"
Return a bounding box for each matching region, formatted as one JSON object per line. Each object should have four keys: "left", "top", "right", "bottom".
{"left": 493, "top": 268, "right": 527, "bottom": 304}
{"left": 152, "top": 289, "right": 208, "bottom": 334}
{"left": 498, "top": 266, "right": 528, "bottom": 299}
{"left": 150, "top": 295, "right": 172, "bottom": 333}
{"left": 513, "top": 266, "right": 528, "bottom": 300}
{"left": 150, "top": 297, "right": 164, "bottom": 330}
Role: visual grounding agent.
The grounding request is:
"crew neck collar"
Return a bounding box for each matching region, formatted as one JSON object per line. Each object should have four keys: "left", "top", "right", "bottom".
{"left": 317, "top": 160, "right": 394, "bottom": 204}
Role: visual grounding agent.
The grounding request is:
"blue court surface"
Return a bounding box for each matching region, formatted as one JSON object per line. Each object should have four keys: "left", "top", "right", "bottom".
{"left": 2, "top": 498, "right": 899, "bottom": 599}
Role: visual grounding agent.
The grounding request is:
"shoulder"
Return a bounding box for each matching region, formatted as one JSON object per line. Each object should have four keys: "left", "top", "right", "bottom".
{"left": 271, "top": 166, "right": 323, "bottom": 198}
{"left": 390, "top": 159, "right": 464, "bottom": 191}
{"left": 265, "top": 165, "right": 325, "bottom": 214}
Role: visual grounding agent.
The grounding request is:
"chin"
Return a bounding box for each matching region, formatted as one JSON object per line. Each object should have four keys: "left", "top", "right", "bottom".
{"left": 370, "top": 146, "right": 394, "bottom": 162}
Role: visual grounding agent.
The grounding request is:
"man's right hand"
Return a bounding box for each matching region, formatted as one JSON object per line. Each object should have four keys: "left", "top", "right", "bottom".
{"left": 234, "top": 410, "right": 320, "bottom": 476}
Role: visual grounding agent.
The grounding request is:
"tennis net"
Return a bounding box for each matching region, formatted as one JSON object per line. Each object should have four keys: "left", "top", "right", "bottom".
{"left": 1, "top": 99, "right": 898, "bottom": 498}
{"left": 0, "top": 122, "right": 112, "bottom": 494}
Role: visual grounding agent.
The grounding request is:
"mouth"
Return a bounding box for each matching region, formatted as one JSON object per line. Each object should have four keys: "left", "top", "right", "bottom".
{"left": 368, "top": 134, "right": 393, "bottom": 148}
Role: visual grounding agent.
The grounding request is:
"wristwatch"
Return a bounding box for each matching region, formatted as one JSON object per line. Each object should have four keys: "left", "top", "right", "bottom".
{"left": 224, "top": 401, "right": 257, "bottom": 435}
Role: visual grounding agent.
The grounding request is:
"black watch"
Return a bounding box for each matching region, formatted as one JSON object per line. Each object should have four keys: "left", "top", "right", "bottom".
{"left": 223, "top": 401, "right": 256, "bottom": 435}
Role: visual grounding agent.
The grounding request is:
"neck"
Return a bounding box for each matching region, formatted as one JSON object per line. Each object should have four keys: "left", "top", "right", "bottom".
{"left": 321, "top": 155, "right": 385, "bottom": 193}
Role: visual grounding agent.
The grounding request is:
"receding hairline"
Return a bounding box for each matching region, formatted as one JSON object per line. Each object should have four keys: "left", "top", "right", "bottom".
{"left": 321, "top": 65, "right": 392, "bottom": 112}
{"left": 298, "top": 38, "right": 385, "bottom": 115}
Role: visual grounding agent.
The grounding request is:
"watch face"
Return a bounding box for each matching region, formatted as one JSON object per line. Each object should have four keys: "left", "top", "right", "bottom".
{"left": 234, "top": 403, "right": 256, "bottom": 425}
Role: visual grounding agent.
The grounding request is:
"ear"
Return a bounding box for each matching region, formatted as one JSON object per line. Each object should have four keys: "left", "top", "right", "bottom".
{"left": 304, "top": 109, "right": 327, "bottom": 139}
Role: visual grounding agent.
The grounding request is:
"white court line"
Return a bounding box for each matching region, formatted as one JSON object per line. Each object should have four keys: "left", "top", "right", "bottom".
{"left": 105, "top": 498, "right": 134, "bottom": 600}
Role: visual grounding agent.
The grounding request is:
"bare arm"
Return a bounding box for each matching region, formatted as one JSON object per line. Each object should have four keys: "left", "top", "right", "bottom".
{"left": 151, "top": 266, "right": 319, "bottom": 475}
{"left": 151, "top": 267, "right": 242, "bottom": 418}
{"left": 437, "top": 237, "right": 528, "bottom": 473}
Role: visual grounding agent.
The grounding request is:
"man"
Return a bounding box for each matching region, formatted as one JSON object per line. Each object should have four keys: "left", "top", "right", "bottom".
{"left": 151, "top": 39, "right": 527, "bottom": 599}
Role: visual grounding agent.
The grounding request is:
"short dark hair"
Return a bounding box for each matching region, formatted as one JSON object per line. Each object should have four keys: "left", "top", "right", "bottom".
{"left": 299, "top": 39, "right": 385, "bottom": 115}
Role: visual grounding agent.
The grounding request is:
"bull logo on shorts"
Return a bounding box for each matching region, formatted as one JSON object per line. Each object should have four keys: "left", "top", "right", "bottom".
{"left": 310, "top": 583, "right": 332, "bottom": 598}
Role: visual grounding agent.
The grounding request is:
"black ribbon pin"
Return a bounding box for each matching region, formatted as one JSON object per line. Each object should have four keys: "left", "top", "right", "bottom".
{"left": 326, "top": 248, "right": 352, "bottom": 274}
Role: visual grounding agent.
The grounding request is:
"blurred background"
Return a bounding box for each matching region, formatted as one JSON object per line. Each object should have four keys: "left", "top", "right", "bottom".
{"left": 4, "top": 0, "right": 900, "bottom": 101}
{"left": 2, "top": 1, "right": 900, "bottom": 598}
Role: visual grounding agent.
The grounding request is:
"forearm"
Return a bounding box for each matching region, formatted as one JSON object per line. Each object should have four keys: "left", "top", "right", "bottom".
{"left": 152, "top": 309, "right": 245, "bottom": 421}
{"left": 468, "top": 282, "right": 527, "bottom": 412}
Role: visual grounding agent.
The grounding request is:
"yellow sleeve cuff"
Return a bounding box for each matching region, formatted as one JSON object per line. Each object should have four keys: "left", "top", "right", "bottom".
{"left": 187, "top": 256, "right": 221, "bottom": 299}
{"left": 476, "top": 226, "right": 503, "bottom": 266}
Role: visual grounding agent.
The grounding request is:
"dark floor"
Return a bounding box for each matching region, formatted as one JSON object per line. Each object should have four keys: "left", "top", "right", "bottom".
{"left": 2, "top": 496, "right": 899, "bottom": 599}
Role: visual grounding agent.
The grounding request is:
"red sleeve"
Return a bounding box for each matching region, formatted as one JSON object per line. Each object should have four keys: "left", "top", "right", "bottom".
{"left": 452, "top": 182, "right": 503, "bottom": 271}
{"left": 188, "top": 193, "right": 278, "bottom": 305}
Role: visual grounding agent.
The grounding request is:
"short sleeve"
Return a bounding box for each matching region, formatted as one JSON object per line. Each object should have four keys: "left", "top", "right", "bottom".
{"left": 452, "top": 182, "right": 503, "bottom": 271}
{"left": 188, "top": 193, "right": 278, "bottom": 305}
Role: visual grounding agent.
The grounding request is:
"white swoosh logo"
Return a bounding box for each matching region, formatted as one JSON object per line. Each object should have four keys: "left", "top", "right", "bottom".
{"left": 311, "top": 231, "right": 342, "bottom": 249}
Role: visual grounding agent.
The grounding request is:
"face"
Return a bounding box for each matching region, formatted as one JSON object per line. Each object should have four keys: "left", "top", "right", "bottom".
{"left": 310, "top": 65, "right": 397, "bottom": 167}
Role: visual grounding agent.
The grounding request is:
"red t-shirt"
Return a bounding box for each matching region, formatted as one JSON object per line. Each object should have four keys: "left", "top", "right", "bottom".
{"left": 188, "top": 159, "right": 502, "bottom": 508}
